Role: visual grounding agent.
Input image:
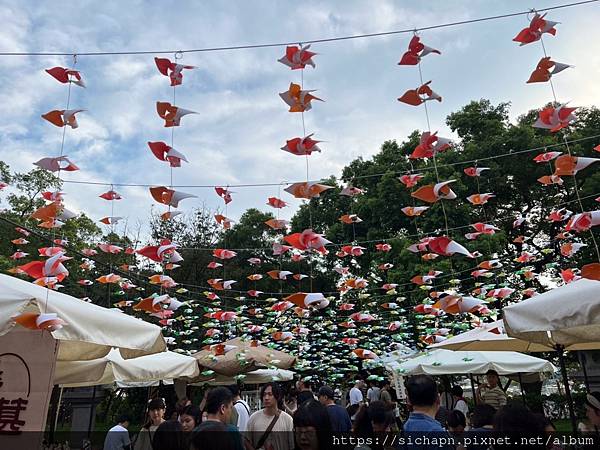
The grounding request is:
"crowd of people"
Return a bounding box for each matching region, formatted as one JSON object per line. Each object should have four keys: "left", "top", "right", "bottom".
{"left": 102, "top": 371, "right": 600, "bottom": 450}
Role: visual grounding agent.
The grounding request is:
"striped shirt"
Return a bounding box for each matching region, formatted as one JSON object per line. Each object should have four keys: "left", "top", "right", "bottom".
{"left": 480, "top": 386, "right": 507, "bottom": 410}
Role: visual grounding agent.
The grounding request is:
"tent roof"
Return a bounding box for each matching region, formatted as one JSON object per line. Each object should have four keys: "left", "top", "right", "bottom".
{"left": 55, "top": 349, "right": 199, "bottom": 387}
{"left": 503, "top": 279, "right": 600, "bottom": 349}
{"left": 384, "top": 349, "right": 556, "bottom": 376}
{"left": 0, "top": 274, "right": 166, "bottom": 360}
{"left": 429, "top": 320, "right": 553, "bottom": 352}
{"left": 191, "top": 337, "right": 296, "bottom": 378}
{"left": 194, "top": 368, "right": 295, "bottom": 386}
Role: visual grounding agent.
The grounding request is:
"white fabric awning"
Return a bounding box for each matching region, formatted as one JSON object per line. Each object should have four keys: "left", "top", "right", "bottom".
{"left": 55, "top": 349, "right": 199, "bottom": 387}
{"left": 385, "top": 349, "right": 556, "bottom": 376}
{"left": 503, "top": 279, "right": 600, "bottom": 349}
{"left": 429, "top": 320, "right": 553, "bottom": 352}
{"left": 0, "top": 274, "right": 166, "bottom": 360}
{"left": 193, "top": 368, "right": 295, "bottom": 386}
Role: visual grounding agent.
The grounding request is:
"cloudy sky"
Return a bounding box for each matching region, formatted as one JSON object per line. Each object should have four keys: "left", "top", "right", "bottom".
{"left": 0, "top": 0, "right": 599, "bottom": 239}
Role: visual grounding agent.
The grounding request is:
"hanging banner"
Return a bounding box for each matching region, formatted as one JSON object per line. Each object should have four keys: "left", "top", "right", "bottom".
{"left": 0, "top": 327, "right": 58, "bottom": 448}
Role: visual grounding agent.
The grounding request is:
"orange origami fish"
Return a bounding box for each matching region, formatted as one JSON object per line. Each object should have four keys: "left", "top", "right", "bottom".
{"left": 401, "top": 206, "right": 429, "bottom": 217}
{"left": 284, "top": 292, "right": 329, "bottom": 309}
{"left": 265, "top": 219, "right": 289, "bottom": 230}
{"left": 96, "top": 273, "right": 122, "bottom": 283}
{"left": 339, "top": 214, "right": 362, "bottom": 224}
{"left": 466, "top": 193, "right": 495, "bottom": 206}
{"left": 46, "top": 67, "right": 85, "bottom": 87}
{"left": 156, "top": 101, "right": 197, "bottom": 127}
{"left": 537, "top": 175, "right": 563, "bottom": 186}
{"left": 513, "top": 12, "right": 558, "bottom": 46}
{"left": 352, "top": 349, "right": 377, "bottom": 360}
{"left": 398, "top": 81, "right": 441, "bottom": 106}
{"left": 278, "top": 44, "right": 316, "bottom": 69}
{"left": 42, "top": 109, "right": 85, "bottom": 128}
{"left": 14, "top": 312, "right": 66, "bottom": 332}
{"left": 150, "top": 186, "right": 196, "bottom": 207}
{"left": 554, "top": 155, "right": 599, "bottom": 176}
{"left": 148, "top": 141, "right": 189, "bottom": 167}
{"left": 279, "top": 83, "right": 323, "bottom": 112}
{"left": 411, "top": 180, "right": 456, "bottom": 203}
{"left": 411, "top": 131, "right": 451, "bottom": 159}
{"left": 214, "top": 214, "right": 233, "bottom": 229}
{"left": 154, "top": 57, "right": 196, "bottom": 86}
{"left": 533, "top": 105, "right": 576, "bottom": 132}
{"left": 284, "top": 182, "right": 332, "bottom": 199}
{"left": 215, "top": 186, "right": 233, "bottom": 204}
{"left": 464, "top": 167, "right": 489, "bottom": 177}
{"left": 398, "top": 35, "right": 441, "bottom": 65}
{"left": 281, "top": 134, "right": 322, "bottom": 155}
{"left": 527, "top": 56, "right": 571, "bottom": 83}
{"left": 284, "top": 229, "right": 330, "bottom": 254}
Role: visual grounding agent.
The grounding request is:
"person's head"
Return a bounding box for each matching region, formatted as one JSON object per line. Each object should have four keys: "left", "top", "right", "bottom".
{"left": 153, "top": 420, "right": 186, "bottom": 450}
{"left": 485, "top": 369, "right": 500, "bottom": 388}
{"left": 261, "top": 382, "right": 282, "bottom": 410}
{"left": 145, "top": 398, "right": 166, "bottom": 428}
{"left": 116, "top": 414, "right": 131, "bottom": 428}
{"left": 450, "top": 386, "right": 463, "bottom": 399}
{"left": 293, "top": 400, "right": 333, "bottom": 450}
{"left": 228, "top": 384, "right": 241, "bottom": 400}
{"left": 406, "top": 375, "right": 439, "bottom": 411}
{"left": 317, "top": 386, "right": 335, "bottom": 406}
{"left": 302, "top": 379, "right": 312, "bottom": 391}
{"left": 471, "top": 404, "right": 496, "bottom": 429}
{"left": 204, "top": 387, "right": 234, "bottom": 423}
{"left": 447, "top": 410, "right": 466, "bottom": 433}
{"left": 368, "top": 401, "right": 394, "bottom": 433}
{"left": 354, "top": 378, "right": 364, "bottom": 388}
{"left": 179, "top": 405, "right": 202, "bottom": 432}
{"left": 190, "top": 421, "right": 235, "bottom": 450}
{"left": 585, "top": 392, "right": 600, "bottom": 426}
{"left": 176, "top": 397, "right": 192, "bottom": 415}
{"left": 494, "top": 403, "right": 544, "bottom": 434}
{"left": 381, "top": 380, "right": 390, "bottom": 389}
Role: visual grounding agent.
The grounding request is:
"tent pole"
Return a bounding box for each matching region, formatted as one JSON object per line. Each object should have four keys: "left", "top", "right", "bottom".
{"left": 517, "top": 373, "right": 526, "bottom": 405}
{"left": 53, "top": 386, "right": 64, "bottom": 437}
{"left": 469, "top": 374, "right": 477, "bottom": 405}
{"left": 580, "top": 351, "right": 590, "bottom": 392}
{"left": 87, "top": 386, "right": 97, "bottom": 438}
{"left": 557, "top": 346, "right": 577, "bottom": 434}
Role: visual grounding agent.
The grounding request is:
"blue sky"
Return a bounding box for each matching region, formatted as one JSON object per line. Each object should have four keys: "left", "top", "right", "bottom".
{"left": 0, "top": 0, "right": 599, "bottom": 239}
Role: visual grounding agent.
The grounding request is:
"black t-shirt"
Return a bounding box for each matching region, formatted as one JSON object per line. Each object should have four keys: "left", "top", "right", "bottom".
{"left": 297, "top": 390, "right": 315, "bottom": 405}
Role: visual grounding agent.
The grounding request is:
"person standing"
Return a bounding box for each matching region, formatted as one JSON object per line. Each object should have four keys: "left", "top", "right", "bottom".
{"left": 380, "top": 380, "right": 393, "bottom": 406}
{"left": 317, "top": 386, "right": 352, "bottom": 432}
{"left": 296, "top": 379, "right": 316, "bottom": 406}
{"left": 195, "top": 387, "right": 243, "bottom": 450}
{"left": 451, "top": 385, "right": 469, "bottom": 418}
{"left": 366, "top": 381, "right": 381, "bottom": 404}
{"left": 103, "top": 414, "right": 131, "bottom": 450}
{"left": 229, "top": 384, "right": 251, "bottom": 432}
{"left": 403, "top": 375, "right": 445, "bottom": 432}
{"left": 247, "top": 382, "right": 294, "bottom": 450}
{"left": 134, "top": 398, "right": 166, "bottom": 450}
{"left": 349, "top": 379, "right": 364, "bottom": 406}
{"left": 293, "top": 400, "right": 333, "bottom": 450}
{"left": 585, "top": 392, "right": 600, "bottom": 428}
{"left": 476, "top": 370, "right": 507, "bottom": 410}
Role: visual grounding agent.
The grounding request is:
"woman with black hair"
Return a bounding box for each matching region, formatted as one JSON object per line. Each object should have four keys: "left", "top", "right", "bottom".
{"left": 134, "top": 398, "right": 166, "bottom": 450}
{"left": 152, "top": 420, "right": 186, "bottom": 450}
{"left": 179, "top": 404, "right": 202, "bottom": 432}
{"left": 293, "top": 400, "right": 333, "bottom": 450}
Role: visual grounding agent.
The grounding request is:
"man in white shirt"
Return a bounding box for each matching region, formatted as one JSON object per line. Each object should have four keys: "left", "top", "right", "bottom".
{"left": 103, "top": 415, "right": 131, "bottom": 450}
{"left": 247, "top": 382, "right": 294, "bottom": 450}
{"left": 349, "top": 379, "right": 364, "bottom": 405}
{"left": 366, "top": 381, "right": 381, "bottom": 403}
{"left": 229, "top": 384, "right": 251, "bottom": 432}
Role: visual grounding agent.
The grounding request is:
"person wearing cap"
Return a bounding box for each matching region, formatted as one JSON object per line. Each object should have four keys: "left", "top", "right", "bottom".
{"left": 476, "top": 369, "right": 507, "bottom": 410}
{"left": 134, "top": 398, "right": 166, "bottom": 450}
{"left": 585, "top": 391, "right": 600, "bottom": 428}
{"left": 318, "top": 386, "right": 352, "bottom": 432}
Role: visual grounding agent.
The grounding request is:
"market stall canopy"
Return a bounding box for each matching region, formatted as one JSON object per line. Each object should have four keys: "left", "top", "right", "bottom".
{"left": 54, "top": 349, "right": 199, "bottom": 387}
{"left": 430, "top": 320, "right": 553, "bottom": 352}
{"left": 503, "top": 279, "right": 600, "bottom": 350}
{"left": 385, "top": 349, "right": 556, "bottom": 376}
{"left": 191, "top": 337, "right": 296, "bottom": 378}
{"left": 0, "top": 274, "right": 166, "bottom": 361}
{"left": 194, "top": 368, "right": 295, "bottom": 386}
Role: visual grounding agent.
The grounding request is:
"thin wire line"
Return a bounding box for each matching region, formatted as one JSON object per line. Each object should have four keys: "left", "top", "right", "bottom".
{"left": 58, "top": 134, "right": 600, "bottom": 189}
{"left": 0, "top": 1, "right": 595, "bottom": 56}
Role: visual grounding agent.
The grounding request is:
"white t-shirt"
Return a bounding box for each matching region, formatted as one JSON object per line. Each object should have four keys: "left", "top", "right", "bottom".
{"left": 367, "top": 387, "right": 380, "bottom": 402}
{"left": 234, "top": 399, "right": 251, "bottom": 432}
{"left": 103, "top": 424, "right": 130, "bottom": 450}
{"left": 454, "top": 399, "right": 469, "bottom": 417}
{"left": 247, "top": 409, "right": 294, "bottom": 450}
{"left": 350, "top": 387, "right": 363, "bottom": 405}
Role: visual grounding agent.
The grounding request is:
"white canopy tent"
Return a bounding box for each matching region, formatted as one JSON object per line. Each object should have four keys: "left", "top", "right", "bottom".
{"left": 503, "top": 279, "right": 600, "bottom": 350}
{"left": 384, "top": 349, "right": 556, "bottom": 376}
{"left": 0, "top": 274, "right": 166, "bottom": 360}
{"left": 54, "top": 349, "right": 200, "bottom": 387}
{"left": 195, "top": 368, "right": 295, "bottom": 386}
{"left": 429, "top": 320, "right": 553, "bottom": 352}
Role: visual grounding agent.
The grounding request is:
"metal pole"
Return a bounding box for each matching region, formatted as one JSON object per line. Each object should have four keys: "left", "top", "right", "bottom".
{"left": 517, "top": 373, "right": 526, "bottom": 405}
{"left": 580, "top": 351, "right": 591, "bottom": 392}
{"left": 87, "top": 386, "right": 97, "bottom": 438}
{"left": 53, "top": 386, "right": 64, "bottom": 435}
{"left": 469, "top": 374, "right": 478, "bottom": 405}
{"left": 557, "top": 347, "right": 578, "bottom": 434}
